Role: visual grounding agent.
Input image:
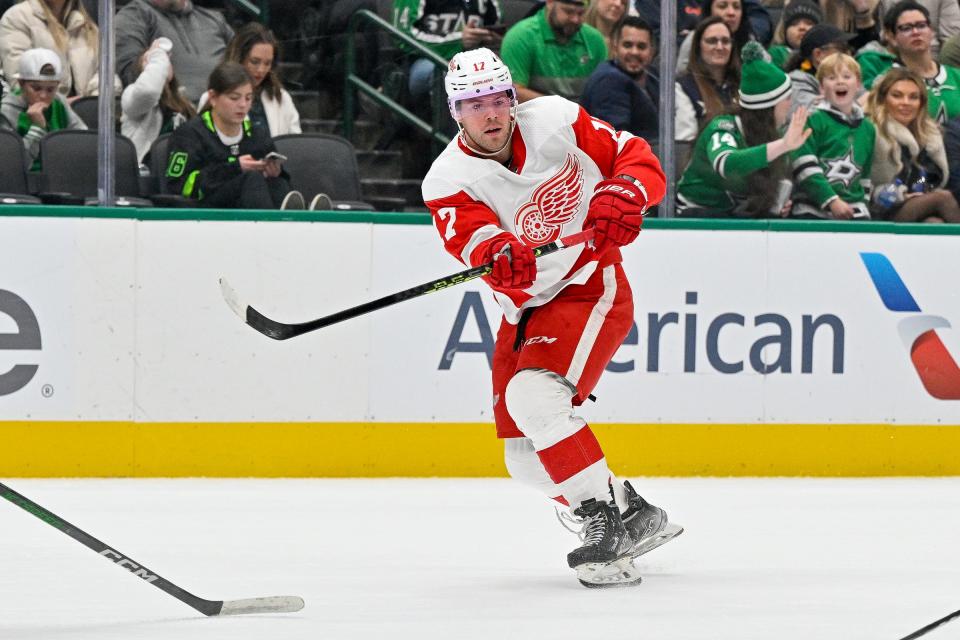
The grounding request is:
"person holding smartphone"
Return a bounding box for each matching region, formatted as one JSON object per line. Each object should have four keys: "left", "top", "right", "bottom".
{"left": 393, "top": 0, "right": 502, "bottom": 102}
{"left": 165, "top": 62, "right": 306, "bottom": 210}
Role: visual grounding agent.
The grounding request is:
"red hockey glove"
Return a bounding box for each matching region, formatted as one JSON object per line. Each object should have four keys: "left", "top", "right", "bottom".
{"left": 477, "top": 235, "right": 537, "bottom": 290}
{"left": 586, "top": 177, "right": 647, "bottom": 255}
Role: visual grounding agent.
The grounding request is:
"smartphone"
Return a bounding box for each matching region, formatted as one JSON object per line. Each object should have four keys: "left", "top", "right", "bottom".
{"left": 485, "top": 23, "right": 508, "bottom": 34}
{"left": 264, "top": 151, "right": 287, "bottom": 163}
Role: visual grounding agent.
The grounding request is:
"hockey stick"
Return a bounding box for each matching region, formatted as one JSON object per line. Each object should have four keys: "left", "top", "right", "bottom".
{"left": 0, "top": 481, "right": 304, "bottom": 616}
{"left": 899, "top": 608, "right": 960, "bottom": 640}
{"left": 220, "top": 228, "right": 595, "bottom": 341}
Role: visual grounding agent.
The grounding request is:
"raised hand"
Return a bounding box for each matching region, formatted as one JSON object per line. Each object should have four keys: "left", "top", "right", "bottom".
{"left": 781, "top": 106, "right": 812, "bottom": 153}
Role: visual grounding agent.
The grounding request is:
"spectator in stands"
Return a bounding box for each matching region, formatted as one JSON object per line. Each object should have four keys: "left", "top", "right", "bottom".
{"left": 768, "top": 0, "right": 822, "bottom": 69}
{"left": 0, "top": 0, "right": 102, "bottom": 98}
{"left": 121, "top": 38, "right": 195, "bottom": 164}
{"left": 500, "top": 0, "right": 607, "bottom": 102}
{"left": 819, "top": 0, "right": 881, "bottom": 51}
{"left": 581, "top": 16, "right": 659, "bottom": 141}
{"left": 633, "top": 0, "right": 702, "bottom": 48}
{"left": 858, "top": 1, "right": 960, "bottom": 123}
{"left": 393, "top": 0, "right": 502, "bottom": 101}
{"left": 166, "top": 62, "right": 307, "bottom": 210}
{"left": 867, "top": 66, "right": 960, "bottom": 221}
{"left": 634, "top": 0, "right": 700, "bottom": 49}
{"left": 877, "top": 0, "right": 959, "bottom": 58}
{"left": 0, "top": 48, "right": 85, "bottom": 167}
{"left": 789, "top": 53, "right": 875, "bottom": 219}
{"left": 786, "top": 24, "right": 856, "bottom": 113}
{"left": 677, "top": 0, "right": 768, "bottom": 74}
{"left": 115, "top": 0, "right": 233, "bottom": 103}
{"left": 197, "top": 23, "right": 301, "bottom": 137}
{"left": 584, "top": 0, "right": 628, "bottom": 54}
{"left": 677, "top": 41, "right": 810, "bottom": 217}
{"left": 635, "top": 0, "right": 772, "bottom": 49}
{"left": 676, "top": 17, "right": 741, "bottom": 143}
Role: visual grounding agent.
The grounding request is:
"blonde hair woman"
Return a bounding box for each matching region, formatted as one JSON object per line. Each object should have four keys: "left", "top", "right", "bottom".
{"left": 584, "top": 0, "right": 628, "bottom": 55}
{"left": 0, "top": 0, "right": 101, "bottom": 97}
{"left": 867, "top": 67, "right": 960, "bottom": 222}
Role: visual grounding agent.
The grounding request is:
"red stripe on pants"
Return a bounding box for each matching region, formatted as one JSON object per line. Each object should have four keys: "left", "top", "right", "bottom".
{"left": 536, "top": 426, "right": 604, "bottom": 484}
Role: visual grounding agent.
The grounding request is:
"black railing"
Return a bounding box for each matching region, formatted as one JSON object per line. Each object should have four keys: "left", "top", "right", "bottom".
{"left": 344, "top": 9, "right": 451, "bottom": 157}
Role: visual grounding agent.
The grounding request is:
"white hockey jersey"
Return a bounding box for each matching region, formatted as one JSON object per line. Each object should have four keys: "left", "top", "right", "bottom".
{"left": 422, "top": 96, "right": 665, "bottom": 323}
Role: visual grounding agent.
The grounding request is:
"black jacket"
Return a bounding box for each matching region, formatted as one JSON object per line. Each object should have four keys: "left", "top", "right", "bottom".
{"left": 580, "top": 60, "right": 660, "bottom": 143}
{"left": 165, "top": 110, "right": 283, "bottom": 199}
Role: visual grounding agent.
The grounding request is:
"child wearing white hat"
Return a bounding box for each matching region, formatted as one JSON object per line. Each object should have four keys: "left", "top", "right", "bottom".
{"left": 0, "top": 48, "right": 86, "bottom": 167}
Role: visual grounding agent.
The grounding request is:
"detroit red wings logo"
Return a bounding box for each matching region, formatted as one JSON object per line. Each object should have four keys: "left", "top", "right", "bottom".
{"left": 514, "top": 154, "right": 584, "bottom": 245}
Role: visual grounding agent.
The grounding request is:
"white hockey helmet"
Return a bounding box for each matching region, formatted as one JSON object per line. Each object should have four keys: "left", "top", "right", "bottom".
{"left": 444, "top": 47, "right": 515, "bottom": 121}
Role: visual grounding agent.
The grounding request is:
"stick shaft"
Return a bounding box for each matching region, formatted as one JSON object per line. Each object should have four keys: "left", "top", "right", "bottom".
{"left": 900, "top": 609, "right": 960, "bottom": 640}
{"left": 247, "top": 229, "right": 595, "bottom": 340}
{"left": 0, "top": 481, "right": 222, "bottom": 616}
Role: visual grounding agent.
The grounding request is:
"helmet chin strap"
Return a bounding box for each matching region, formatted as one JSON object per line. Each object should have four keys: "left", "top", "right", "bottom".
{"left": 457, "top": 108, "right": 517, "bottom": 158}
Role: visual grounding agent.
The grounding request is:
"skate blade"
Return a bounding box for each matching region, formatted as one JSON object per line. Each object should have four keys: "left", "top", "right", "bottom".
{"left": 575, "top": 557, "right": 643, "bottom": 589}
{"left": 631, "top": 522, "right": 683, "bottom": 559}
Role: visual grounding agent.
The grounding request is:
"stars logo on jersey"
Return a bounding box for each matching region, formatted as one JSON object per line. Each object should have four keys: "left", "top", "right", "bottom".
{"left": 824, "top": 148, "right": 862, "bottom": 189}
{"left": 514, "top": 154, "right": 584, "bottom": 245}
{"left": 934, "top": 100, "right": 949, "bottom": 125}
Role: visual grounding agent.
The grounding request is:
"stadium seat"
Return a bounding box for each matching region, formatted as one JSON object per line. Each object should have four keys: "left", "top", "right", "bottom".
{"left": 37, "top": 130, "right": 152, "bottom": 206}
{"left": 70, "top": 95, "right": 122, "bottom": 131}
{"left": 70, "top": 96, "right": 100, "bottom": 128}
{"left": 0, "top": 129, "right": 41, "bottom": 204}
{"left": 272, "top": 133, "right": 379, "bottom": 210}
{"left": 145, "top": 133, "right": 193, "bottom": 207}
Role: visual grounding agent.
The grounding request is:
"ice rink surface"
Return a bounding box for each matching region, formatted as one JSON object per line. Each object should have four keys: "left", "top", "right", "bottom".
{"left": 2, "top": 477, "right": 959, "bottom": 640}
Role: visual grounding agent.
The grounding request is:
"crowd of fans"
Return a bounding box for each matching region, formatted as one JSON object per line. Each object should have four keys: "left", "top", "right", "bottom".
{"left": 398, "top": 0, "right": 960, "bottom": 222}
{"left": 2, "top": 0, "right": 960, "bottom": 220}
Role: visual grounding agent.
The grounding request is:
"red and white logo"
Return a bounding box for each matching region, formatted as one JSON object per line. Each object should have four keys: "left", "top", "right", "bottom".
{"left": 514, "top": 154, "right": 583, "bottom": 245}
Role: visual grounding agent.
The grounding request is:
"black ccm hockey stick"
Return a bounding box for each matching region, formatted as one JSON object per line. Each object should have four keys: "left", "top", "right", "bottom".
{"left": 0, "top": 482, "right": 304, "bottom": 616}
{"left": 221, "top": 228, "right": 595, "bottom": 340}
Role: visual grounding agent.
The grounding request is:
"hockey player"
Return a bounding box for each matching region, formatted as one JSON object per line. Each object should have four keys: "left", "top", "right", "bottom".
{"left": 790, "top": 53, "right": 875, "bottom": 219}
{"left": 422, "top": 47, "right": 682, "bottom": 588}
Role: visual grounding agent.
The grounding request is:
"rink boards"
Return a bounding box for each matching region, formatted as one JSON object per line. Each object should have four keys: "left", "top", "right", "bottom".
{"left": 0, "top": 208, "right": 958, "bottom": 476}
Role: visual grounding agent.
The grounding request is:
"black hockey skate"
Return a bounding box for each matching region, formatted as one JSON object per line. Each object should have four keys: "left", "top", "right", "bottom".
{"left": 566, "top": 498, "right": 642, "bottom": 589}
{"left": 620, "top": 480, "right": 684, "bottom": 560}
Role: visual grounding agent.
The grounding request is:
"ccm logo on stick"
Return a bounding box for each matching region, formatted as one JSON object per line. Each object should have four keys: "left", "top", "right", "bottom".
{"left": 99, "top": 549, "right": 160, "bottom": 583}
{"left": 0, "top": 289, "right": 41, "bottom": 396}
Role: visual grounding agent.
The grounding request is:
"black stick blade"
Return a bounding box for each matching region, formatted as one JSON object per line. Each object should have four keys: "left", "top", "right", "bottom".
{"left": 220, "top": 278, "right": 296, "bottom": 341}
{"left": 246, "top": 305, "right": 299, "bottom": 340}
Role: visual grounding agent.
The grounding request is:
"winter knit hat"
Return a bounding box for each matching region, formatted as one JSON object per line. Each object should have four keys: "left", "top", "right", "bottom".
{"left": 783, "top": 0, "right": 822, "bottom": 28}
{"left": 738, "top": 41, "right": 792, "bottom": 109}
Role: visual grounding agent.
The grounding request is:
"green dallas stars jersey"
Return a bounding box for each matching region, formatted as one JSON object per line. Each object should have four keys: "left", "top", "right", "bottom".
{"left": 919, "top": 63, "right": 960, "bottom": 125}
{"left": 676, "top": 115, "right": 771, "bottom": 215}
{"left": 868, "top": 61, "right": 960, "bottom": 125}
{"left": 789, "top": 103, "right": 876, "bottom": 219}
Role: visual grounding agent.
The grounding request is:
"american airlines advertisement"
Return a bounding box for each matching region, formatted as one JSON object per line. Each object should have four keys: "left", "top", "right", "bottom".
{"left": 0, "top": 216, "right": 957, "bottom": 425}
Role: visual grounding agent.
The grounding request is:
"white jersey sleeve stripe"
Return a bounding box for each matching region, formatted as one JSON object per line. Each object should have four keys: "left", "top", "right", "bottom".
{"left": 564, "top": 264, "right": 617, "bottom": 386}
{"left": 615, "top": 130, "right": 636, "bottom": 154}
{"left": 461, "top": 224, "right": 504, "bottom": 266}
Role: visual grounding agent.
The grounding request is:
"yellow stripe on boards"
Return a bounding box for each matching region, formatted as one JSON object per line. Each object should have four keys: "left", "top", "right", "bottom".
{"left": 1, "top": 422, "right": 959, "bottom": 477}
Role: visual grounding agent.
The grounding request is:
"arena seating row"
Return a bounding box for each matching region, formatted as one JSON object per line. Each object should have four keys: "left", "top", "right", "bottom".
{"left": 0, "top": 129, "right": 404, "bottom": 210}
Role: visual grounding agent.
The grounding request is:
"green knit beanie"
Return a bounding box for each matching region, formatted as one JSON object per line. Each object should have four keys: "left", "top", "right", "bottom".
{"left": 739, "top": 42, "right": 792, "bottom": 110}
